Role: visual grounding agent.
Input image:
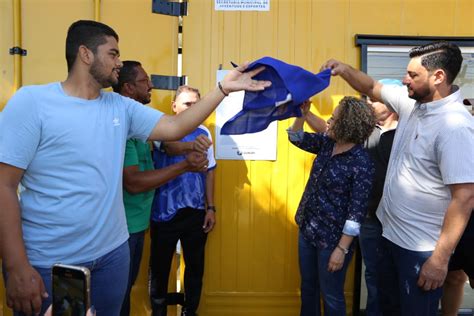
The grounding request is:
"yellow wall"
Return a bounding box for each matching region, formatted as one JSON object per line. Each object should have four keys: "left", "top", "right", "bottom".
{"left": 1, "top": 0, "right": 473, "bottom": 316}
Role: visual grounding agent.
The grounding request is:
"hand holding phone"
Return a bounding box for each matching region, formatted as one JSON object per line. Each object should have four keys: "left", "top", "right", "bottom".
{"left": 52, "top": 264, "right": 90, "bottom": 316}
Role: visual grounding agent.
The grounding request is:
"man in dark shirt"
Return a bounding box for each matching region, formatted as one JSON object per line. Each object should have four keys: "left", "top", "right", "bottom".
{"left": 360, "top": 82, "right": 400, "bottom": 316}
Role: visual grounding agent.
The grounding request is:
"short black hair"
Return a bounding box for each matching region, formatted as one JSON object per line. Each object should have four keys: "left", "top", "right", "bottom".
{"left": 409, "top": 41, "right": 463, "bottom": 84}
{"left": 65, "top": 20, "right": 119, "bottom": 72}
{"left": 112, "top": 60, "right": 142, "bottom": 93}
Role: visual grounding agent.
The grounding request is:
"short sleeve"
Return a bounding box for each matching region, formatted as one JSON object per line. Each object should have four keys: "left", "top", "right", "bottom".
{"left": 381, "top": 85, "right": 414, "bottom": 118}
{"left": 123, "top": 139, "right": 139, "bottom": 168}
{"left": 125, "top": 97, "right": 163, "bottom": 141}
{"left": 0, "top": 87, "right": 41, "bottom": 169}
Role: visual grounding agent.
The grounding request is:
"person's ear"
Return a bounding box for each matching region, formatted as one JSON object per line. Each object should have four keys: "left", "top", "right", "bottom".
{"left": 123, "top": 82, "right": 135, "bottom": 95}
{"left": 78, "top": 45, "right": 93, "bottom": 66}
{"left": 171, "top": 101, "right": 177, "bottom": 113}
{"left": 432, "top": 69, "right": 446, "bottom": 86}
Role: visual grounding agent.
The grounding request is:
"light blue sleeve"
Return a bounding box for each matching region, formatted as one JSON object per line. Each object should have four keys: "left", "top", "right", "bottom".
{"left": 286, "top": 128, "right": 304, "bottom": 142}
{"left": 381, "top": 85, "right": 414, "bottom": 118}
{"left": 0, "top": 87, "right": 41, "bottom": 169}
{"left": 125, "top": 97, "right": 163, "bottom": 141}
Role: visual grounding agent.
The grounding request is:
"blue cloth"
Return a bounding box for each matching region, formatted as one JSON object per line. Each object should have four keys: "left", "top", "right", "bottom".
{"left": 151, "top": 125, "right": 216, "bottom": 222}
{"left": 221, "top": 57, "right": 331, "bottom": 135}
{"left": 0, "top": 83, "right": 162, "bottom": 267}
{"left": 288, "top": 131, "right": 374, "bottom": 249}
{"left": 378, "top": 238, "right": 442, "bottom": 315}
{"left": 298, "top": 232, "right": 353, "bottom": 316}
{"left": 9, "top": 241, "right": 130, "bottom": 316}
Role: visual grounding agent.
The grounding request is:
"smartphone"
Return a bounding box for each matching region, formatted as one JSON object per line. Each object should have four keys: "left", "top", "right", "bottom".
{"left": 52, "top": 264, "right": 91, "bottom": 316}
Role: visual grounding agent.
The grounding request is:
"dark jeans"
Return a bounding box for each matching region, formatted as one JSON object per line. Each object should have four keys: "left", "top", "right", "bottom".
{"left": 149, "top": 208, "right": 207, "bottom": 316}
{"left": 378, "top": 237, "right": 443, "bottom": 316}
{"left": 5, "top": 241, "right": 130, "bottom": 316}
{"left": 359, "top": 217, "right": 383, "bottom": 316}
{"left": 298, "top": 232, "right": 353, "bottom": 316}
{"left": 120, "top": 230, "right": 145, "bottom": 316}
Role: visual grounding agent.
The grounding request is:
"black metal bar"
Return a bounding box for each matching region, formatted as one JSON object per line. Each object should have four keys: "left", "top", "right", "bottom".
{"left": 151, "top": 75, "right": 187, "bottom": 91}
{"left": 356, "top": 34, "right": 474, "bottom": 47}
{"left": 152, "top": 0, "right": 188, "bottom": 16}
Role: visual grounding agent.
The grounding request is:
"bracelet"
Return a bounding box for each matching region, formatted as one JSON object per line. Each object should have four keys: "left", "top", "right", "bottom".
{"left": 207, "top": 205, "right": 216, "bottom": 212}
{"left": 218, "top": 81, "right": 229, "bottom": 97}
{"left": 336, "top": 244, "right": 349, "bottom": 255}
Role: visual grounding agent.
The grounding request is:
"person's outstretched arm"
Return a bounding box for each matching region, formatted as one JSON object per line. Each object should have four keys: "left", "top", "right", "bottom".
{"left": 149, "top": 62, "right": 271, "bottom": 141}
{"left": 321, "top": 59, "right": 383, "bottom": 102}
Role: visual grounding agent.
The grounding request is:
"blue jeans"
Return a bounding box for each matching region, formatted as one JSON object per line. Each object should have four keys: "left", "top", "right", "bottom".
{"left": 7, "top": 241, "right": 130, "bottom": 316}
{"left": 298, "top": 232, "right": 353, "bottom": 316}
{"left": 120, "top": 231, "right": 145, "bottom": 316}
{"left": 359, "top": 217, "right": 383, "bottom": 316}
{"left": 378, "top": 237, "right": 442, "bottom": 316}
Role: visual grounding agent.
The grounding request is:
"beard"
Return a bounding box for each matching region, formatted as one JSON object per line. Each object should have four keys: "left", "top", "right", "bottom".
{"left": 136, "top": 91, "right": 151, "bottom": 104}
{"left": 407, "top": 84, "right": 432, "bottom": 103}
{"left": 89, "top": 59, "right": 118, "bottom": 88}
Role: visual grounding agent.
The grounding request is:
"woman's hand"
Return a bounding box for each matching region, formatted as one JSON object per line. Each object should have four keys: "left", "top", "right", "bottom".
{"left": 300, "top": 100, "right": 311, "bottom": 117}
{"left": 327, "top": 247, "right": 345, "bottom": 272}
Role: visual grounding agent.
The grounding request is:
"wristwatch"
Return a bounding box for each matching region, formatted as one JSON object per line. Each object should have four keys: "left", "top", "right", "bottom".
{"left": 207, "top": 205, "right": 216, "bottom": 212}
{"left": 337, "top": 244, "right": 349, "bottom": 255}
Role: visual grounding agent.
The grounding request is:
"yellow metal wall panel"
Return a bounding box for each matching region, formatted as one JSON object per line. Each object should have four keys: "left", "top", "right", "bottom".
{"left": 21, "top": 0, "right": 93, "bottom": 85}
{"left": 100, "top": 0, "right": 178, "bottom": 114}
{"left": 0, "top": 0, "right": 13, "bottom": 110}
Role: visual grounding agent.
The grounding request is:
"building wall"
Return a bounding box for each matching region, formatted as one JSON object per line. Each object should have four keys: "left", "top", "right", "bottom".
{"left": 1, "top": 0, "right": 473, "bottom": 315}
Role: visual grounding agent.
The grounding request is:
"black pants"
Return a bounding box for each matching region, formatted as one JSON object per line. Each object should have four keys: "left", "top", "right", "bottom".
{"left": 149, "top": 207, "right": 207, "bottom": 315}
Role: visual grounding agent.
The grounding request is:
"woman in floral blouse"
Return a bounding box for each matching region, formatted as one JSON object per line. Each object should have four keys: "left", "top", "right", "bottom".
{"left": 288, "top": 97, "right": 376, "bottom": 316}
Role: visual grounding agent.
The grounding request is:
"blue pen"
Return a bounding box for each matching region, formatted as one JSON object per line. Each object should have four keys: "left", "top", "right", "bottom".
{"left": 230, "top": 61, "right": 238, "bottom": 68}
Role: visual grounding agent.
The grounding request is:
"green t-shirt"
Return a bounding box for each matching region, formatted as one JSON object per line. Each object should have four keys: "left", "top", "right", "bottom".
{"left": 123, "top": 139, "right": 155, "bottom": 233}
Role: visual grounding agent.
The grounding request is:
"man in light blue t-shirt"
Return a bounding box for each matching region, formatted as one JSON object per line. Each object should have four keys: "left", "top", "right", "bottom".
{"left": 0, "top": 20, "right": 271, "bottom": 316}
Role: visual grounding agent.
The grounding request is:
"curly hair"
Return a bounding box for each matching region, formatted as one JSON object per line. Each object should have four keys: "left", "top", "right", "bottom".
{"left": 330, "top": 96, "right": 376, "bottom": 144}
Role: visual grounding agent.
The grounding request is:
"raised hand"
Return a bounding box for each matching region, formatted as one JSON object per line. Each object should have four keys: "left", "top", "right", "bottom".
{"left": 221, "top": 62, "right": 272, "bottom": 94}
{"left": 300, "top": 100, "right": 311, "bottom": 116}
{"left": 320, "top": 59, "right": 348, "bottom": 76}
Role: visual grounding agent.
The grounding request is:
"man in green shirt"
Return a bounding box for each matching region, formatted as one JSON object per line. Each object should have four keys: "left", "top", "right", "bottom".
{"left": 112, "top": 61, "right": 212, "bottom": 316}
